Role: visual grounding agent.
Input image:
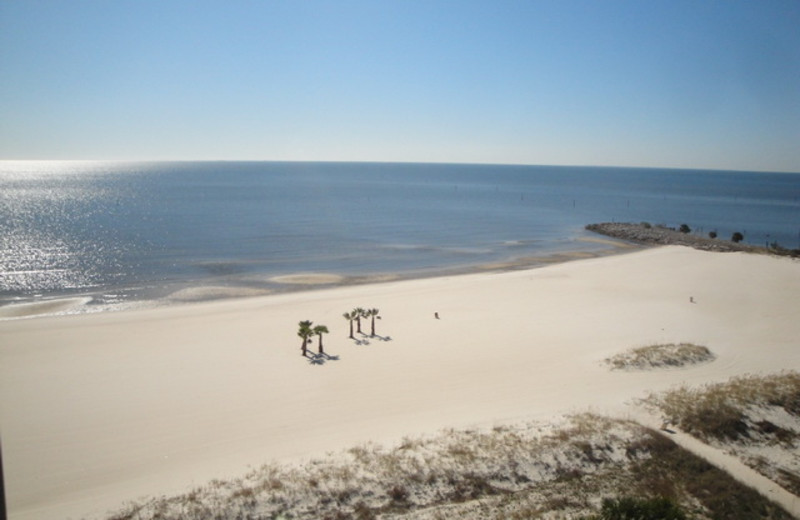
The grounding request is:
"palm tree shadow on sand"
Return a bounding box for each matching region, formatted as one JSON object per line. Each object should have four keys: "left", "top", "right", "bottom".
{"left": 354, "top": 334, "right": 392, "bottom": 346}
{"left": 308, "top": 352, "right": 340, "bottom": 365}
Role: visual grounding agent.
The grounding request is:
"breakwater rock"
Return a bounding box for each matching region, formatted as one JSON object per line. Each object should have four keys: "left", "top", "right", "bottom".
{"left": 586, "top": 223, "right": 759, "bottom": 253}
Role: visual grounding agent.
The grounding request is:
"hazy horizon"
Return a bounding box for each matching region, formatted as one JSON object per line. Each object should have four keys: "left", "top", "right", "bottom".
{"left": 2, "top": 1, "right": 799, "bottom": 173}
{"left": 3, "top": 158, "right": 799, "bottom": 176}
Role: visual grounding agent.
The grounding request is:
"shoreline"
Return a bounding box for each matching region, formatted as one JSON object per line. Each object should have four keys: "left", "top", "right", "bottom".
{"left": 0, "top": 235, "right": 640, "bottom": 320}
{"left": 2, "top": 245, "right": 799, "bottom": 519}
{"left": 14, "top": 215, "right": 800, "bottom": 323}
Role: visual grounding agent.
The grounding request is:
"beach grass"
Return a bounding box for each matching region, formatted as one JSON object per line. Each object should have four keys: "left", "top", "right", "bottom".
{"left": 645, "top": 371, "right": 800, "bottom": 496}
{"left": 103, "top": 413, "right": 793, "bottom": 520}
{"left": 605, "top": 343, "right": 715, "bottom": 371}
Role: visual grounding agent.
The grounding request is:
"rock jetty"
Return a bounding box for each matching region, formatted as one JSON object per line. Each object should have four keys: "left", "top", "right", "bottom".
{"left": 586, "top": 222, "right": 760, "bottom": 253}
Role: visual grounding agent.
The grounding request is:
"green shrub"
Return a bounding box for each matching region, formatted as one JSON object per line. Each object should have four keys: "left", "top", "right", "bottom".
{"left": 586, "top": 496, "right": 688, "bottom": 520}
{"left": 708, "top": 230, "right": 717, "bottom": 239}
{"left": 731, "top": 231, "right": 744, "bottom": 243}
{"left": 679, "top": 224, "right": 691, "bottom": 234}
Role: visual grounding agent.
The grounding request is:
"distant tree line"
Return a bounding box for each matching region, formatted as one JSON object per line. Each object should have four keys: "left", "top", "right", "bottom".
{"left": 677, "top": 223, "right": 744, "bottom": 243}
{"left": 677, "top": 222, "right": 796, "bottom": 254}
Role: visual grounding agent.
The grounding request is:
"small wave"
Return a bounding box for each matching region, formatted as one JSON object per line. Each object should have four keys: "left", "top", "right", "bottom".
{"left": 380, "top": 243, "right": 436, "bottom": 252}
{"left": 380, "top": 243, "right": 492, "bottom": 255}
{"left": 502, "top": 239, "right": 539, "bottom": 248}
{"left": 191, "top": 260, "right": 251, "bottom": 276}
{"left": 268, "top": 273, "right": 345, "bottom": 285}
{"left": 0, "top": 296, "right": 93, "bottom": 319}
{"left": 166, "top": 286, "right": 272, "bottom": 302}
{"left": 443, "top": 246, "right": 493, "bottom": 255}
{"left": 0, "top": 268, "right": 71, "bottom": 276}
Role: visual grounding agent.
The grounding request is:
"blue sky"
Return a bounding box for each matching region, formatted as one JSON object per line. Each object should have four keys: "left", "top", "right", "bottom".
{"left": 1, "top": 1, "right": 798, "bottom": 172}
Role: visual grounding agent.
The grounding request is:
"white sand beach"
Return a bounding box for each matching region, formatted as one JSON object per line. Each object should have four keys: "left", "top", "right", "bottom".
{"left": 2, "top": 246, "right": 799, "bottom": 520}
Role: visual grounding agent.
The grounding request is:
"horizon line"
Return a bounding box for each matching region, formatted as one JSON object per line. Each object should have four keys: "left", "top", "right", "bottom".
{"left": 0, "top": 158, "right": 798, "bottom": 175}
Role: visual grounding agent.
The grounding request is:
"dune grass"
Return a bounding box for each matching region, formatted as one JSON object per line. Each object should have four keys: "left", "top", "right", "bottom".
{"left": 104, "top": 413, "right": 792, "bottom": 520}
{"left": 605, "top": 343, "right": 715, "bottom": 371}
{"left": 645, "top": 372, "right": 800, "bottom": 441}
{"left": 645, "top": 371, "right": 800, "bottom": 496}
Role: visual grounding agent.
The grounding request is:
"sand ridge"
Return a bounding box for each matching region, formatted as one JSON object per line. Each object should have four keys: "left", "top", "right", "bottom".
{"left": 268, "top": 273, "right": 346, "bottom": 285}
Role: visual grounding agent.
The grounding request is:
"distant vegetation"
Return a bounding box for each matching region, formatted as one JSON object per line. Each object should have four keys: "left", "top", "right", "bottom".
{"left": 587, "top": 222, "right": 799, "bottom": 257}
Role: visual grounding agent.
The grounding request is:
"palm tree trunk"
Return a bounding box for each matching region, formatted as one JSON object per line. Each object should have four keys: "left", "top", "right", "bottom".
{"left": 371, "top": 316, "right": 375, "bottom": 336}
{"left": 301, "top": 339, "right": 307, "bottom": 356}
{"left": 317, "top": 334, "right": 324, "bottom": 354}
{"left": 349, "top": 320, "right": 354, "bottom": 339}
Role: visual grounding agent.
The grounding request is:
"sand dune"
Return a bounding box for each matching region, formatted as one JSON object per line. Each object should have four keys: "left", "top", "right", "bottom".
{"left": 1, "top": 246, "right": 799, "bottom": 519}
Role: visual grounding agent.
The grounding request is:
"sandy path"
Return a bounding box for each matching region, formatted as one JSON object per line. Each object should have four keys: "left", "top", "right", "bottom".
{"left": 631, "top": 410, "right": 800, "bottom": 518}
{"left": 2, "top": 246, "right": 799, "bottom": 519}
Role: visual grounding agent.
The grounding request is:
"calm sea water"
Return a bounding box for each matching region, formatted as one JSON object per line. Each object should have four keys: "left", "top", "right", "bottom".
{"left": 2, "top": 161, "right": 799, "bottom": 313}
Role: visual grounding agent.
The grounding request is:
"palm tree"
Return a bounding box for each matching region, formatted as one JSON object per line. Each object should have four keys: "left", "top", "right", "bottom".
{"left": 354, "top": 307, "right": 366, "bottom": 334}
{"left": 343, "top": 311, "right": 356, "bottom": 339}
{"left": 297, "top": 320, "right": 314, "bottom": 357}
{"left": 313, "top": 324, "right": 329, "bottom": 354}
{"left": 366, "top": 308, "right": 381, "bottom": 336}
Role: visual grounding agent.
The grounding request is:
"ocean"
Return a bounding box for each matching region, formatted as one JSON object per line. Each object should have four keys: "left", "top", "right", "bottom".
{"left": 2, "top": 161, "right": 799, "bottom": 315}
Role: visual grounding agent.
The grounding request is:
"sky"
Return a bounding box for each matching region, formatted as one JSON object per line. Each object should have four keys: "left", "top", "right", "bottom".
{"left": 1, "top": 0, "right": 799, "bottom": 172}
